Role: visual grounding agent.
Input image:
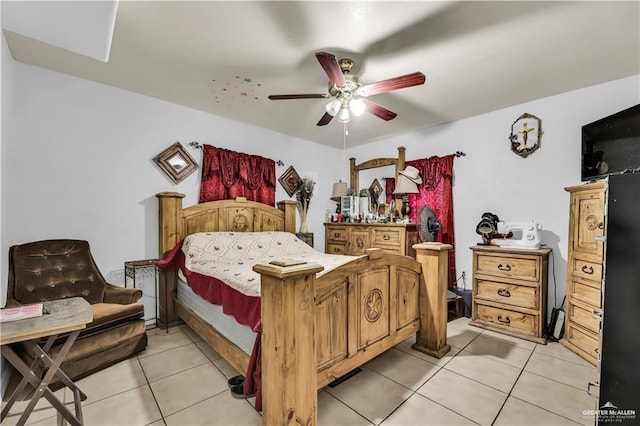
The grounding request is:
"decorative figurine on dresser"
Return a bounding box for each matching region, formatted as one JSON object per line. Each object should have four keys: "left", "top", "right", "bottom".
{"left": 469, "top": 215, "right": 550, "bottom": 344}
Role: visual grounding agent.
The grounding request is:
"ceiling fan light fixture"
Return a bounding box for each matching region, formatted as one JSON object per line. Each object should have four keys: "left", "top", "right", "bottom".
{"left": 325, "top": 99, "right": 341, "bottom": 117}
{"left": 337, "top": 107, "right": 351, "bottom": 123}
{"left": 350, "top": 98, "right": 366, "bottom": 116}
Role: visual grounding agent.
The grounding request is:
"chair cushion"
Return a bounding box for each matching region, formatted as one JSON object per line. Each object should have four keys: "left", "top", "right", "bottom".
{"left": 11, "top": 240, "right": 106, "bottom": 304}
{"left": 86, "top": 303, "right": 145, "bottom": 334}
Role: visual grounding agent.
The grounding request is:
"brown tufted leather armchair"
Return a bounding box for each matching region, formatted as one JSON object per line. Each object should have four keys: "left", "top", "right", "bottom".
{"left": 6, "top": 239, "right": 148, "bottom": 387}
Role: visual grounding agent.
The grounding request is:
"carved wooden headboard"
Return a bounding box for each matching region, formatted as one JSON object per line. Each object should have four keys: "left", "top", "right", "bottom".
{"left": 156, "top": 192, "right": 297, "bottom": 258}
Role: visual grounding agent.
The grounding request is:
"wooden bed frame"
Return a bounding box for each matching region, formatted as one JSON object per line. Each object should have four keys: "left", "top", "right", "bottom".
{"left": 157, "top": 192, "right": 451, "bottom": 425}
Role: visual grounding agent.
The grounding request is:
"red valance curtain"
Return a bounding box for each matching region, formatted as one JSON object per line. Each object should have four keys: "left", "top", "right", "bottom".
{"left": 406, "top": 155, "right": 457, "bottom": 288}
{"left": 199, "top": 145, "right": 276, "bottom": 205}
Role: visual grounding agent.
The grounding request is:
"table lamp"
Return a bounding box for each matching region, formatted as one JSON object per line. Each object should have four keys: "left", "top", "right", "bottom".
{"left": 331, "top": 181, "right": 348, "bottom": 213}
{"left": 393, "top": 166, "right": 421, "bottom": 219}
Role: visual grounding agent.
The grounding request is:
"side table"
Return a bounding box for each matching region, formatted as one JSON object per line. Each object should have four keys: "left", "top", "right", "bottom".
{"left": 124, "top": 259, "right": 158, "bottom": 325}
{"left": 1, "top": 297, "right": 93, "bottom": 426}
{"left": 296, "top": 232, "right": 314, "bottom": 248}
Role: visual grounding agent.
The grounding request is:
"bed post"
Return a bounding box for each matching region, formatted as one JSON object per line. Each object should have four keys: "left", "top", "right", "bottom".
{"left": 277, "top": 200, "right": 298, "bottom": 234}
{"left": 156, "top": 192, "right": 186, "bottom": 328}
{"left": 412, "top": 242, "right": 453, "bottom": 358}
{"left": 253, "top": 261, "right": 324, "bottom": 426}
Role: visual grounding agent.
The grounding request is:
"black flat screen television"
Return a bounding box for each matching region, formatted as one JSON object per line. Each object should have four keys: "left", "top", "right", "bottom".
{"left": 582, "top": 104, "right": 640, "bottom": 182}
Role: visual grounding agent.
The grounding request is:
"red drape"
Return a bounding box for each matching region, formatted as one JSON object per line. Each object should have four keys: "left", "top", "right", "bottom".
{"left": 406, "top": 155, "right": 457, "bottom": 288}
{"left": 384, "top": 178, "right": 396, "bottom": 205}
{"left": 199, "top": 145, "right": 276, "bottom": 205}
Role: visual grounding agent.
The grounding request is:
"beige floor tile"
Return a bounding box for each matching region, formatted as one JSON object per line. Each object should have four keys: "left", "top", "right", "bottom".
{"left": 140, "top": 326, "right": 194, "bottom": 358}
{"left": 195, "top": 340, "right": 223, "bottom": 362}
{"left": 381, "top": 393, "right": 476, "bottom": 425}
{"left": 140, "top": 343, "right": 210, "bottom": 382}
{"left": 325, "top": 368, "right": 413, "bottom": 425}
{"left": 418, "top": 368, "right": 507, "bottom": 426}
{"left": 365, "top": 348, "right": 441, "bottom": 390}
{"left": 464, "top": 334, "right": 534, "bottom": 369}
{"left": 533, "top": 341, "right": 595, "bottom": 367}
{"left": 479, "top": 329, "right": 538, "bottom": 350}
{"left": 164, "top": 392, "right": 260, "bottom": 425}
{"left": 1, "top": 387, "right": 66, "bottom": 426}
{"left": 494, "top": 396, "right": 581, "bottom": 425}
{"left": 395, "top": 337, "right": 463, "bottom": 367}
{"left": 447, "top": 317, "right": 473, "bottom": 331}
{"left": 446, "top": 325, "right": 481, "bottom": 349}
{"left": 150, "top": 363, "right": 229, "bottom": 417}
{"left": 180, "top": 324, "right": 203, "bottom": 343}
{"left": 511, "top": 371, "right": 597, "bottom": 425}
{"left": 444, "top": 349, "right": 521, "bottom": 393}
{"left": 80, "top": 385, "right": 162, "bottom": 425}
{"left": 318, "top": 391, "right": 373, "bottom": 425}
{"left": 211, "top": 355, "right": 244, "bottom": 379}
{"left": 525, "top": 352, "right": 598, "bottom": 391}
{"left": 73, "top": 357, "right": 147, "bottom": 404}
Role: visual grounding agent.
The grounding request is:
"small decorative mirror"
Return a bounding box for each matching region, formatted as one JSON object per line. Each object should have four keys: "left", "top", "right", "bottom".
{"left": 154, "top": 142, "right": 198, "bottom": 183}
{"left": 509, "top": 113, "right": 543, "bottom": 158}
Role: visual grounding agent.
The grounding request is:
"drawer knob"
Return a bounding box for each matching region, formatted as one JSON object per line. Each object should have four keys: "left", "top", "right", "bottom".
{"left": 383, "top": 235, "right": 390, "bottom": 240}
{"left": 497, "top": 289, "right": 511, "bottom": 297}
{"left": 582, "top": 265, "right": 594, "bottom": 275}
{"left": 333, "top": 248, "right": 340, "bottom": 253}
{"left": 334, "top": 232, "right": 340, "bottom": 237}
{"left": 497, "top": 264, "right": 512, "bottom": 272}
{"left": 598, "top": 221, "right": 604, "bottom": 230}
{"left": 497, "top": 315, "right": 511, "bottom": 324}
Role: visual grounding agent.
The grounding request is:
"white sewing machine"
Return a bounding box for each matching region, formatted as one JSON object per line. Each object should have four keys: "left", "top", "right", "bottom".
{"left": 492, "top": 221, "right": 542, "bottom": 249}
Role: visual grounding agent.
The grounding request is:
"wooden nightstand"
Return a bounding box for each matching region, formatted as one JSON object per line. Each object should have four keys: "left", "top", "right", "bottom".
{"left": 296, "top": 232, "right": 314, "bottom": 248}
{"left": 469, "top": 245, "right": 550, "bottom": 344}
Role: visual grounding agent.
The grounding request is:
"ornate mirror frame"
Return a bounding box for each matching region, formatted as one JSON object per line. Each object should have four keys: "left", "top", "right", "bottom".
{"left": 509, "top": 113, "right": 543, "bottom": 158}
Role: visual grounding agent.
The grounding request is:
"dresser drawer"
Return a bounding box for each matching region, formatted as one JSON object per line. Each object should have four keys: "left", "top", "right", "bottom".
{"left": 326, "top": 242, "right": 347, "bottom": 255}
{"left": 568, "top": 301, "right": 600, "bottom": 334}
{"left": 372, "top": 228, "right": 401, "bottom": 247}
{"left": 372, "top": 244, "right": 402, "bottom": 255}
{"left": 569, "top": 278, "right": 601, "bottom": 308}
{"left": 476, "top": 254, "right": 539, "bottom": 281}
{"left": 476, "top": 304, "right": 537, "bottom": 336}
{"left": 571, "top": 258, "right": 603, "bottom": 283}
{"left": 326, "top": 227, "right": 348, "bottom": 241}
{"left": 475, "top": 279, "right": 537, "bottom": 309}
{"left": 565, "top": 323, "right": 599, "bottom": 360}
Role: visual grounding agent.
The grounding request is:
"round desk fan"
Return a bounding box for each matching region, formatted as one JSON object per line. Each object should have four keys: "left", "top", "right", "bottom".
{"left": 416, "top": 205, "right": 441, "bottom": 242}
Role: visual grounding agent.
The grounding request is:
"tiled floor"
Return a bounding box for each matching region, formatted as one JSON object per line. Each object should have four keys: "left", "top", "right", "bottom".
{"left": 2, "top": 317, "right": 600, "bottom": 425}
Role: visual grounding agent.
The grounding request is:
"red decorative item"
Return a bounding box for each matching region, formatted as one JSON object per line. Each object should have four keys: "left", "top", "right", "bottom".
{"left": 406, "top": 155, "right": 457, "bottom": 288}
{"left": 199, "top": 145, "right": 275, "bottom": 205}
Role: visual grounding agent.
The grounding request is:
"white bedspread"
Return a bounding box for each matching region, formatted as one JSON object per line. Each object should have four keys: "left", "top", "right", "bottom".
{"left": 182, "top": 231, "right": 359, "bottom": 297}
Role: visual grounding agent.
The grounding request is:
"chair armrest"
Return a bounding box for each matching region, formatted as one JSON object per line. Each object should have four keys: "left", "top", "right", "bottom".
{"left": 103, "top": 284, "right": 143, "bottom": 304}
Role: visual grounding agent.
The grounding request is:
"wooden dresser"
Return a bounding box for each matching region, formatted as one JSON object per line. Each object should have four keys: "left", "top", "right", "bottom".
{"left": 469, "top": 246, "right": 550, "bottom": 344}
{"left": 561, "top": 181, "right": 607, "bottom": 366}
{"left": 324, "top": 223, "right": 418, "bottom": 257}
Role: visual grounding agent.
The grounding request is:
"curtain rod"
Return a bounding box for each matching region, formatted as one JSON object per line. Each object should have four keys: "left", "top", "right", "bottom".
{"left": 188, "top": 141, "right": 285, "bottom": 166}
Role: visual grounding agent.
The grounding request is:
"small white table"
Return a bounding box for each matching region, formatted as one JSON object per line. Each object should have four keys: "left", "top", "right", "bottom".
{"left": 1, "top": 297, "right": 93, "bottom": 426}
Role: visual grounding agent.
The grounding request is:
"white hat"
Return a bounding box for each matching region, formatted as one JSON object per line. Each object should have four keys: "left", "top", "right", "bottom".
{"left": 399, "top": 166, "right": 422, "bottom": 184}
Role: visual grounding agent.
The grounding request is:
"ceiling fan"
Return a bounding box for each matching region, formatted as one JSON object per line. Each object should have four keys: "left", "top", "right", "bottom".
{"left": 268, "top": 52, "right": 426, "bottom": 126}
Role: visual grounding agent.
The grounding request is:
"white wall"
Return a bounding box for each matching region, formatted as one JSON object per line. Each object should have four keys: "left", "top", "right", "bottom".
{"left": 1, "top": 62, "right": 340, "bottom": 293}
{"left": 347, "top": 74, "right": 640, "bottom": 315}
{"left": 1, "top": 22, "right": 17, "bottom": 398}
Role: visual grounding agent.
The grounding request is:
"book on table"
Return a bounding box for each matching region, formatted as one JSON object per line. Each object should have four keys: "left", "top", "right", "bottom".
{"left": 0, "top": 303, "right": 44, "bottom": 323}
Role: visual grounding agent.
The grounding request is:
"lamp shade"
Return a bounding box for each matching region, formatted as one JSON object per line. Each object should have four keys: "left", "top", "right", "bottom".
{"left": 392, "top": 174, "right": 419, "bottom": 194}
{"left": 331, "top": 181, "right": 349, "bottom": 200}
{"left": 337, "top": 107, "right": 351, "bottom": 123}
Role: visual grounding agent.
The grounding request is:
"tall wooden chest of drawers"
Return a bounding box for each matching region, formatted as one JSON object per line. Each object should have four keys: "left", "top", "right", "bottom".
{"left": 324, "top": 223, "right": 418, "bottom": 257}
{"left": 560, "top": 181, "right": 607, "bottom": 366}
{"left": 470, "top": 246, "right": 551, "bottom": 344}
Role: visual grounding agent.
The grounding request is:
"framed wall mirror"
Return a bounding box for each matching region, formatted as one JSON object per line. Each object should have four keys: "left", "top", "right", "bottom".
{"left": 154, "top": 142, "right": 199, "bottom": 184}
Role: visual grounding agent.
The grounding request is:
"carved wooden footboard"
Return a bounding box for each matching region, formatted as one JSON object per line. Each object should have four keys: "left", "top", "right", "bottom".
{"left": 157, "top": 192, "right": 451, "bottom": 426}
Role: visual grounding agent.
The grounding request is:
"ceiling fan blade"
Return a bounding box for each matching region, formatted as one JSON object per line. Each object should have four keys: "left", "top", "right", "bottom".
{"left": 268, "top": 94, "right": 329, "bottom": 100}
{"left": 317, "top": 112, "right": 334, "bottom": 126}
{"left": 316, "top": 52, "right": 346, "bottom": 88}
{"left": 358, "top": 72, "right": 426, "bottom": 97}
{"left": 362, "top": 99, "right": 397, "bottom": 121}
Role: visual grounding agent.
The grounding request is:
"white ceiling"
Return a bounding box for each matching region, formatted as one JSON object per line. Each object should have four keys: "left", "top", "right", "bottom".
{"left": 3, "top": 1, "right": 639, "bottom": 148}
